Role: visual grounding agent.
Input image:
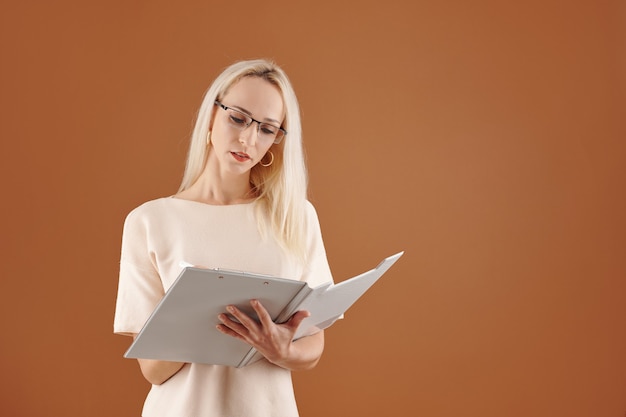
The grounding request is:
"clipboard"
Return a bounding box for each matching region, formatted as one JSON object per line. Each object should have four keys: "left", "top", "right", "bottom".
{"left": 124, "top": 251, "right": 404, "bottom": 367}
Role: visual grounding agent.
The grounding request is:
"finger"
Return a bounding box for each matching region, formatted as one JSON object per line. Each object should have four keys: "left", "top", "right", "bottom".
{"left": 224, "top": 305, "right": 259, "bottom": 332}
{"left": 217, "top": 313, "right": 247, "bottom": 334}
{"left": 250, "top": 299, "right": 274, "bottom": 327}
{"left": 216, "top": 322, "right": 247, "bottom": 341}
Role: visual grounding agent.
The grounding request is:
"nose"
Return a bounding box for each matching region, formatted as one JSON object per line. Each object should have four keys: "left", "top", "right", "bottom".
{"left": 238, "top": 122, "right": 257, "bottom": 146}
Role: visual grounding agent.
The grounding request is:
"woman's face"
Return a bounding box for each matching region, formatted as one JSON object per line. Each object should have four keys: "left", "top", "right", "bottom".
{"left": 208, "top": 76, "right": 285, "bottom": 176}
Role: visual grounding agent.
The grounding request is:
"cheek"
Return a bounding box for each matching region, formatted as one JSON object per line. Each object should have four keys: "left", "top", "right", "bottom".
{"left": 258, "top": 143, "right": 275, "bottom": 157}
{"left": 210, "top": 124, "right": 233, "bottom": 145}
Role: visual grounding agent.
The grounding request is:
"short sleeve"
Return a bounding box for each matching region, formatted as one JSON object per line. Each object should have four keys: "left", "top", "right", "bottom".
{"left": 113, "top": 207, "right": 164, "bottom": 336}
{"left": 301, "top": 201, "right": 334, "bottom": 288}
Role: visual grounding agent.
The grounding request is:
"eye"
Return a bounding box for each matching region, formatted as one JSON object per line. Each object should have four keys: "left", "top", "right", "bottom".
{"left": 227, "top": 110, "right": 248, "bottom": 126}
{"left": 260, "top": 124, "right": 278, "bottom": 135}
{"left": 229, "top": 114, "right": 247, "bottom": 125}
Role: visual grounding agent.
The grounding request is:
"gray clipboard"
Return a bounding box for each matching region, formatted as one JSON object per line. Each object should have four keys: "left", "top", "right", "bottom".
{"left": 124, "top": 251, "right": 404, "bottom": 367}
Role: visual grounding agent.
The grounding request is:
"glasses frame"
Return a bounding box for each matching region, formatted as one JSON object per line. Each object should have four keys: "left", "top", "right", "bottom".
{"left": 214, "top": 101, "right": 287, "bottom": 144}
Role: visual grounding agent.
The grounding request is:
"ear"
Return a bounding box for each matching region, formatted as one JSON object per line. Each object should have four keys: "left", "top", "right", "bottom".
{"left": 209, "top": 109, "right": 216, "bottom": 130}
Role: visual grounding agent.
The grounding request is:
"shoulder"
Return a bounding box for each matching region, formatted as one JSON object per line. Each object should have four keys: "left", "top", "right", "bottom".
{"left": 302, "top": 200, "right": 325, "bottom": 230}
{"left": 303, "top": 199, "right": 319, "bottom": 219}
{"left": 124, "top": 197, "right": 173, "bottom": 226}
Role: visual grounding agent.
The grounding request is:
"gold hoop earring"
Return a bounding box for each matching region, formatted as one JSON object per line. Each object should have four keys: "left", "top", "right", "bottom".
{"left": 206, "top": 131, "right": 211, "bottom": 146}
{"left": 260, "top": 150, "right": 274, "bottom": 167}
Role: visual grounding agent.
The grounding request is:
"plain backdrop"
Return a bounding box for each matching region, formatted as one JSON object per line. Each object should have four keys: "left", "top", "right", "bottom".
{"left": 1, "top": 1, "right": 624, "bottom": 416}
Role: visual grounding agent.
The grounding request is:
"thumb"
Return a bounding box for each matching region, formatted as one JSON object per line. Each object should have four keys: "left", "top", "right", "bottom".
{"left": 287, "top": 310, "right": 311, "bottom": 330}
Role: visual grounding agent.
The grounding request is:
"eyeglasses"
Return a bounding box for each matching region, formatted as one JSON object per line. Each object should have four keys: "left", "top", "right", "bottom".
{"left": 214, "top": 101, "right": 287, "bottom": 144}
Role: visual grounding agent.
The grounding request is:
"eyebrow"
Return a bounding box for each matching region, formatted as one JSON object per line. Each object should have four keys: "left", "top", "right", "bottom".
{"left": 231, "top": 105, "right": 282, "bottom": 125}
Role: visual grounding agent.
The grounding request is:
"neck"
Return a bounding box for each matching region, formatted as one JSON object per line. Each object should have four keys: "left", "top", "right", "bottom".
{"left": 178, "top": 164, "right": 255, "bottom": 205}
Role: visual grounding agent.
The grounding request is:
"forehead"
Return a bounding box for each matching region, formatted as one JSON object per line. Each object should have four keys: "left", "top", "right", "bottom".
{"left": 222, "top": 76, "right": 285, "bottom": 121}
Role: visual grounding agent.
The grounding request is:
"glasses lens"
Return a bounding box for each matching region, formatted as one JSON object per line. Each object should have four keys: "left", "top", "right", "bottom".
{"left": 258, "top": 123, "right": 280, "bottom": 140}
{"left": 224, "top": 105, "right": 285, "bottom": 143}
{"left": 226, "top": 109, "right": 251, "bottom": 128}
{"left": 272, "top": 129, "right": 285, "bottom": 144}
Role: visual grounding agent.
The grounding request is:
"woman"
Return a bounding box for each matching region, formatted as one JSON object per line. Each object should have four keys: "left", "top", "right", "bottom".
{"left": 114, "top": 59, "right": 333, "bottom": 416}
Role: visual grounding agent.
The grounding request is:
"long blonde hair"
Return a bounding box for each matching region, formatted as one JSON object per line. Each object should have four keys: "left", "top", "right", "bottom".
{"left": 178, "top": 59, "right": 308, "bottom": 262}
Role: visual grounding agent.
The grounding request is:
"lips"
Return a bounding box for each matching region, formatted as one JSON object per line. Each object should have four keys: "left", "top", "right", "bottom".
{"left": 231, "top": 151, "right": 251, "bottom": 162}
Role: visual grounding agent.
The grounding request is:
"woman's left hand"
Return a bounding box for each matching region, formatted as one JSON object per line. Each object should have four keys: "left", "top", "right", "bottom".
{"left": 216, "top": 299, "right": 324, "bottom": 370}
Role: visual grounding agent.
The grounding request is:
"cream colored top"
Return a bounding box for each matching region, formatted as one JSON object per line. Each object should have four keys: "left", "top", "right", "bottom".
{"left": 114, "top": 197, "right": 333, "bottom": 417}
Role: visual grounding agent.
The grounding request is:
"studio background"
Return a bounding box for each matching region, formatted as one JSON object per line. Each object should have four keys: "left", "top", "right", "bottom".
{"left": 1, "top": 1, "right": 624, "bottom": 416}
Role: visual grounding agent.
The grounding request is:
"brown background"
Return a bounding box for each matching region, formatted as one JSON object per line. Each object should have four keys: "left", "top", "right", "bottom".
{"left": 1, "top": 0, "right": 624, "bottom": 416}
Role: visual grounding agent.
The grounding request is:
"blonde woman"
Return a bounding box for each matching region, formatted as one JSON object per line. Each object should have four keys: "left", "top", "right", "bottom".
{"left": 114, "top": 59, "right": 333, "bottom": 416}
